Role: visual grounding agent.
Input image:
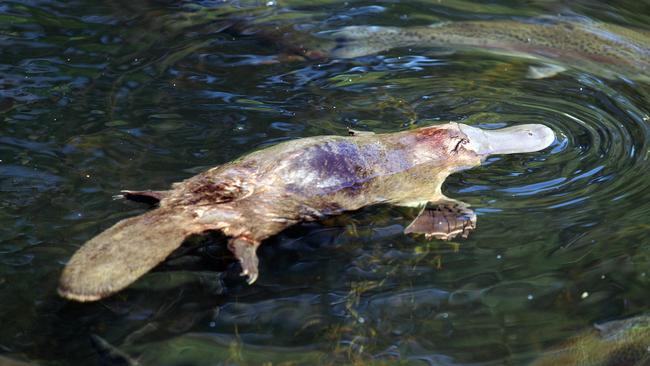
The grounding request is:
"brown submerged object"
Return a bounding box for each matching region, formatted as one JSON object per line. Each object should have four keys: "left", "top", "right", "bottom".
{"left": 58, "top": 123, "right": 554, "bottom": 301}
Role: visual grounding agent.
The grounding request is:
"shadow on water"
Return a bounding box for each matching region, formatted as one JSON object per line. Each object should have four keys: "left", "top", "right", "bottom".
{"left": 1, "top": 0, "right": 650, "bottom": 365}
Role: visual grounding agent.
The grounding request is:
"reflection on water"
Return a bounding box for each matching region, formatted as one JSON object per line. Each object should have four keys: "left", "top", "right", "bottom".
{"left": 1, "top": 0, "right": 649, "bottom": 365}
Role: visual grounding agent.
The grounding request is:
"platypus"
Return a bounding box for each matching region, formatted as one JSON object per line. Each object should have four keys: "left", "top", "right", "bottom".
{"left": 58, "top": 123, "right": 554, "bottom": 302}
{"left": 320, "top": 17, "right": 650, "bottom": 80}
{"left": 530, "top": 314, "right": 650, "bottom": 366}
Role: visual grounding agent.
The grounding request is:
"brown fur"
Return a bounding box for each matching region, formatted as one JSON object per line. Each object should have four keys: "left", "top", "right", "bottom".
{"left": 59, "top": 124, "right": 481, "bottom": 301}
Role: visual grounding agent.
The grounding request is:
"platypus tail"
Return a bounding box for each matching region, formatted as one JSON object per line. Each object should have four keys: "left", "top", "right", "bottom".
{"left": 58, "top": 208, "right": 199, "bottom": 302}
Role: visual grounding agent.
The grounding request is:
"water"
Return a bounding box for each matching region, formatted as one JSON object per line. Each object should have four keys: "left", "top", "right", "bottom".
{"left": 1, "top": 1, "right": 650, "bottom": 365}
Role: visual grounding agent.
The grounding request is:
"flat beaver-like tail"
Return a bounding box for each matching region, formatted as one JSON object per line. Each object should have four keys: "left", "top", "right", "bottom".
{"left": 59, "top": 208, "right": 199, "bottom": 302}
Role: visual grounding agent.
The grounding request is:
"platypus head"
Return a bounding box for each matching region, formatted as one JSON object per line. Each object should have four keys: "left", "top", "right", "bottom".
{"left": 458, "top": 123, "right": 555, "bottom": 156}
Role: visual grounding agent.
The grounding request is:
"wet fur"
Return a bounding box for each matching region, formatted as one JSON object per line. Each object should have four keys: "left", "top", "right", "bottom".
{"left": 59, "top": 124, "right": 481, "bottom": 301}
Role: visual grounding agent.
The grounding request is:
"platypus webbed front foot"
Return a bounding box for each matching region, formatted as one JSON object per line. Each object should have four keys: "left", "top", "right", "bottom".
{"left": 404, "top": 200, "right": 476, "bottom": 241}
{"left": 228, "top": 237, "right": 260, "bottom": 284}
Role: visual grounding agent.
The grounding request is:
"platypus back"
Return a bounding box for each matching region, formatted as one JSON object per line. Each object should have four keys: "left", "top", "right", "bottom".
{"left": 58, "top": 208, "right": 199, "bottom": 302}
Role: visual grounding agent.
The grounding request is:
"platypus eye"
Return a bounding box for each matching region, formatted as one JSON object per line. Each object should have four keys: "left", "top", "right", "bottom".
{"left": 452, "top": 137, "right": 469, "bottom": 153}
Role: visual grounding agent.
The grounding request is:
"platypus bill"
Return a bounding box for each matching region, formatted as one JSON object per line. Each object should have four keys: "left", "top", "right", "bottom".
{"left": 59, "top": 123, "right": 554, "bottom": 302}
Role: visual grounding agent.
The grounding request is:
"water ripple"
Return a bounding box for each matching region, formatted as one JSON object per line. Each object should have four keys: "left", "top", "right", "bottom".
{"left": 1, "top": 1, "right": 650, "bottom": 365}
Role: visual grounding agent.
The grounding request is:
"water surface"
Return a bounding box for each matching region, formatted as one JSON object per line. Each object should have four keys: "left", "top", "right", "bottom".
{"left": 1, "top": 0, "right": 649, "bottom": 365}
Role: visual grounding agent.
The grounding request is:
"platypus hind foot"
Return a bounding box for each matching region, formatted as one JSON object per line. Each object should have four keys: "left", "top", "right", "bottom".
{"left": 228, "top": 237, "right": 260, "bottom": 284}
{"left": 404, "top": 200, "right": 476, "bottom": 240}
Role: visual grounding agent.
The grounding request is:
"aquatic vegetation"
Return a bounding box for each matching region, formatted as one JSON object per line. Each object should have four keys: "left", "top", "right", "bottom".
{"left": 530, "top": 314, "right": 650, "bottom": 366}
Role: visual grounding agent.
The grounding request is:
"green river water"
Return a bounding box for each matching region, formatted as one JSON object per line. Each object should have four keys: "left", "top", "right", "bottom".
{"left": 1, "top": 1, "right": 649, "bottom": 365}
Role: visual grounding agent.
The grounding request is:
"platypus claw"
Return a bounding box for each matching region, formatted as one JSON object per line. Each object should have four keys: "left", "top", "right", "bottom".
{"left": 244, "top": 271, "right": 258, "bottom": 285}
{"left": 229, "top": 237, "right": 260, "bottom": 285}
{"left": 239, "top": 262, "right": 259, "bottom": 284}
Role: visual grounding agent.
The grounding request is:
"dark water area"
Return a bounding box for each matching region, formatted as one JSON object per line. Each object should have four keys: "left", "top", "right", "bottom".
{"left": 1, "top": 0, "right": 650, "bottom": 365}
